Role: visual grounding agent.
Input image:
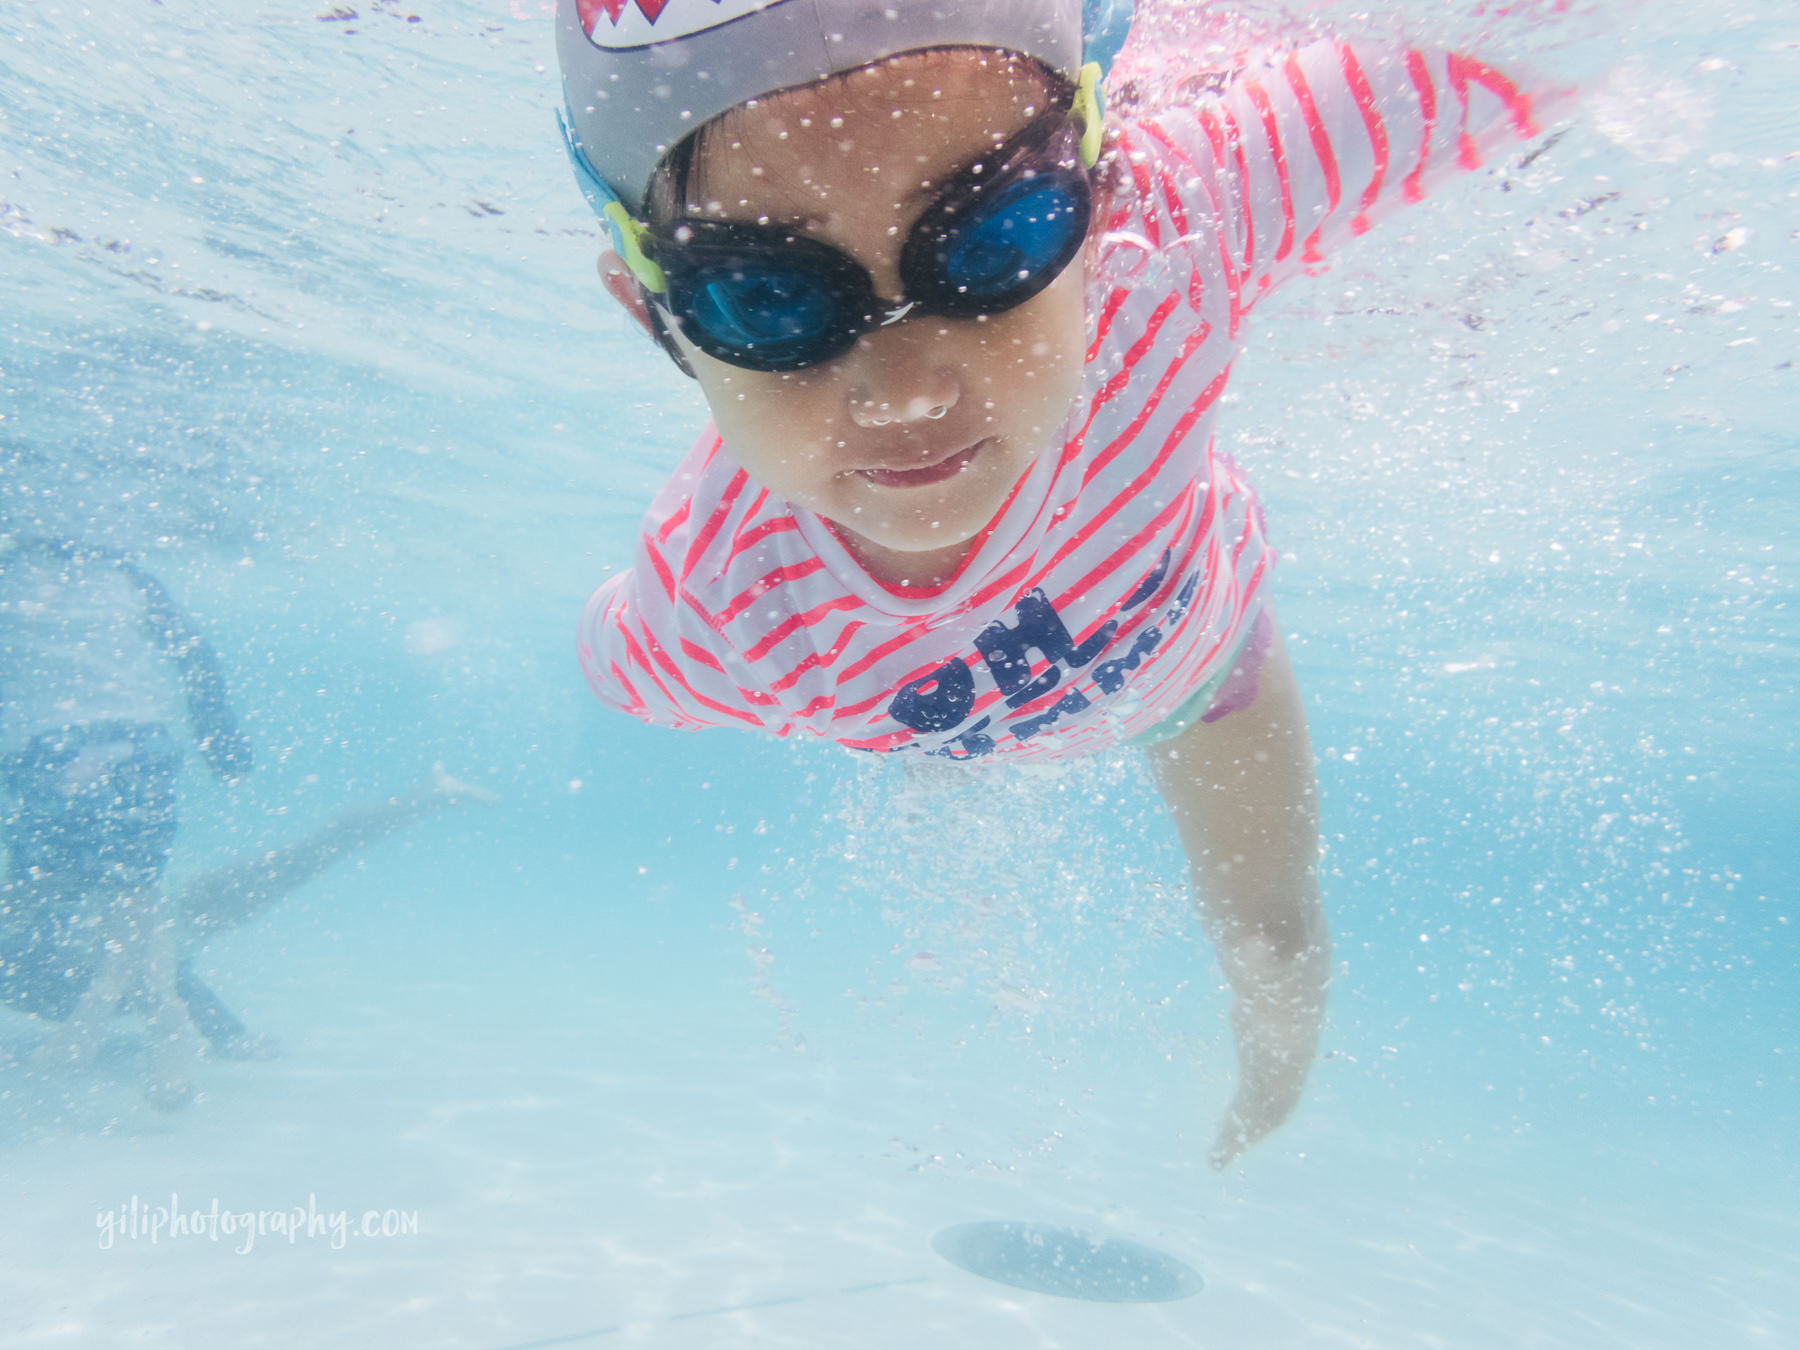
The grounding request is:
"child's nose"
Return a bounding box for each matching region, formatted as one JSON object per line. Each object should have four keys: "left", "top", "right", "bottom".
{"left": 848, "top": 391, "right": 956, "bottom": 429}
{"left": 844, "top": 334, "right": 961, "bottom": 430}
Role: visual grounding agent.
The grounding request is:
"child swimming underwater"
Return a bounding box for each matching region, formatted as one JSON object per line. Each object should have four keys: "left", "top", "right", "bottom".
{"left": 557, "top": 0, "right": 1551, "bottom": 1167}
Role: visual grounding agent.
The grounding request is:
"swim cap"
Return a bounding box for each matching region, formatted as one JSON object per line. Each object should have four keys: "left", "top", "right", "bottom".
{"left": 557, "top": 0, "right": 1097, "bottom": 217}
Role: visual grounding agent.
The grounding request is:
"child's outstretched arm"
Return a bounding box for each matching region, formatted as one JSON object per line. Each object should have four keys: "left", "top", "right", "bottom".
{"left": 1147, "top": 615, "right": 1328, "bottom": 1169}
{"left": 1158, "top": 39, "right": 1558, "bottom": 311}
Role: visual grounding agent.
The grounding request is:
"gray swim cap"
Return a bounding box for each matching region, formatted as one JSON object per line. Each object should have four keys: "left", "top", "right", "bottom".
{"left": 557, "top": 0, "right": 1090, "bottom": 217}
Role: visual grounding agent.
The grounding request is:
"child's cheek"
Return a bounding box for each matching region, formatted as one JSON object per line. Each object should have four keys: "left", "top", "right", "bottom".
{"left": 1014, "top": 278, "right": 1089, "bottom": 426}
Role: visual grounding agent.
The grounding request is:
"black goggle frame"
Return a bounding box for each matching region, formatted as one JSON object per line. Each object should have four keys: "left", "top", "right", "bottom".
{"left": 648, "top": 100, "right": 1095, "bottom": 375}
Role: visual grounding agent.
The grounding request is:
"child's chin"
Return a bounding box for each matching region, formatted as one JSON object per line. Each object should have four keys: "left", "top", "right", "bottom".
{"left": 852, "top": 480, "right": 1020, "bottom": 554}
{"left": 858, "top": 515, "right": 986, "bottom": 554}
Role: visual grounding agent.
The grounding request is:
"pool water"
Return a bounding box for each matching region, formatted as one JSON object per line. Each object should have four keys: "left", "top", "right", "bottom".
{"left": 0, "top": 1, "right": 1793, "bottom": 1346}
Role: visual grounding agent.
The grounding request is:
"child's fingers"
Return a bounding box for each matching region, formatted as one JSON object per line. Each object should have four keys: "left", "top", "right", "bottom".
{"left": 1208, "top": 1108, "right": 1252, "bottom": 1170}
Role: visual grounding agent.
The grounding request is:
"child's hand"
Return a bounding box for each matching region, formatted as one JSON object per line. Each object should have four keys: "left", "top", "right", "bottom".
{"left": 1209, "top": 1104, "right": 1258, "bottom": 1172}
{"left": 1208, "top": 933, "right": 1330, "bottom": 1170}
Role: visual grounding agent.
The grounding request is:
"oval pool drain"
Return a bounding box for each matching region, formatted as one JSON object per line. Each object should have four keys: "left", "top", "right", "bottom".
{"left": 931, "top": 1221, "right": 1203, "bottom": 1303}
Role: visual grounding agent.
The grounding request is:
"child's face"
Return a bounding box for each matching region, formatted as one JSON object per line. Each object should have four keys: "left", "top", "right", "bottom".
{"left": 659, "top": 51, "right": 1088, "bottom": 565}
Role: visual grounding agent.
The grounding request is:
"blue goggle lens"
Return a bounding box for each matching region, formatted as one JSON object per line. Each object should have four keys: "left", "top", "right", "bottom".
{"left": 688, "top": 265, "right": 839, "bottom": 349}
{"left": 939, "top": 176, "right": 1088, "bottom": 301}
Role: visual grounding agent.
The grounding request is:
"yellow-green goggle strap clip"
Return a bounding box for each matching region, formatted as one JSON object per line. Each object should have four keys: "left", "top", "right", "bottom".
{"left": 602, "top": 202, "right": 667, "bottom": 295}
{"left": 1075, "top": 61, "right": 1105, "bottom": 170}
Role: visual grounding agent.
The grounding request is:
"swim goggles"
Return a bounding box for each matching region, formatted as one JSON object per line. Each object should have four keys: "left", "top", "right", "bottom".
{"left": 561, "top": 66, "right": 1104, "bottom": 374}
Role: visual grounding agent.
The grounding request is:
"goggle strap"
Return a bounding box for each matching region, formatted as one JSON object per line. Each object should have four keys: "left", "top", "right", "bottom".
{"left": 1074, "top": 61, "right": 1105, "bottom": 170}
{"left": 558, "top": 106, "right": 669, "bottom": 293}
{"left": 603, "top": 203, "right": 668, "bottom": 294}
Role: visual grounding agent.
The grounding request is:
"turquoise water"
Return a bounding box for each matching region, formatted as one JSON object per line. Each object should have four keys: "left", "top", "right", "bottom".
{"left": 1, "top": 1, "right": 1794, "bottom": 1346}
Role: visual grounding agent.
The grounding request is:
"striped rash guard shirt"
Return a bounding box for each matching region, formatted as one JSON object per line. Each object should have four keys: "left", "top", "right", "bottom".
{"left": 580, "top": 40, "right": 1545, "bottom": 762}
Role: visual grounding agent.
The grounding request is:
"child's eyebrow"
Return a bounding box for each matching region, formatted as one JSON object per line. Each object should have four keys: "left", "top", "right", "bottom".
{"left": 677, "top": 179, "right": 827, "bottom": 233}
{"left": 891, "top": 119, "right": 1028, "bottom": 207}
{"left": 683, "top": 83, "right": 1046, "bottom": 228}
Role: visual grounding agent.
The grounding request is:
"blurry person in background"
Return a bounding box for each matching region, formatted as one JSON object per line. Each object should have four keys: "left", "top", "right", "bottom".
{"left": 1, "top": 534, "right": 253, "bottom": 1110}
{"left": 0, "top": 535, "right": 494, "bottom": 1110}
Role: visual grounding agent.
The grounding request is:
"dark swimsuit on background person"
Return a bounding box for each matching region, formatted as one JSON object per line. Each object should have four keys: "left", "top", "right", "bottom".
{"left": 0, "top": 541, "right": 253, "bottom": 1051}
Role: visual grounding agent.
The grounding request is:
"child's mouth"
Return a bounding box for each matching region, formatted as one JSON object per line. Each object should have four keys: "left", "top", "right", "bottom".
{"left": 857, "top": 440, "right": 987, "bottom": 489}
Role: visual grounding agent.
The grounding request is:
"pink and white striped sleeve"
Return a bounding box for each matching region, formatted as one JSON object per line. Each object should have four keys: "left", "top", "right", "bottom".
{"left": 1173, "top": 40, "right": 1557, "bottom": 306}
{"left": 577, "top": 542, "right": 775, "bottom": 736}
